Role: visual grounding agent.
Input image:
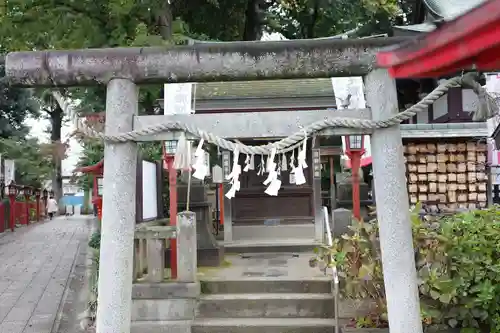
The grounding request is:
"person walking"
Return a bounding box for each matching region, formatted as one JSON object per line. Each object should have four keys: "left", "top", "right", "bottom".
{"left": 46, "top": 195, "right": 58, "bottom": 220}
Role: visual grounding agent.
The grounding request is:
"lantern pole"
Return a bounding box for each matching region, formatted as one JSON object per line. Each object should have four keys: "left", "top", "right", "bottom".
{"left": 24, "top": 186, "right": 32, "bottom": 225}
{"left": 42, "top": 189, "right": 48, "bottom": 219}
{"left": 345, "top": 135, "right": 365, "bottom": 220}
{"left": 7, "top": 181, "right": 17, "bottom": 231}
{"left": 163, "top": 140, "right": 178, "bottom": 279}
{"left": 35, "top": 188, "right": 41, "bottom": 222}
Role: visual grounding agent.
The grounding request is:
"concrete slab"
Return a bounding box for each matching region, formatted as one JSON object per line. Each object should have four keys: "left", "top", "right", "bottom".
{"left": 0, "top": 216, "right": 91, "bottom": 333}
{"left": 197, "top": 252, "right": 327, "bottom": 281}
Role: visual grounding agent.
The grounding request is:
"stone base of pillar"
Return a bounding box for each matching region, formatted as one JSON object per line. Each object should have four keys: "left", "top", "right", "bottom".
{"left": 165, "top": 201, "right": 225, "bottom": 267}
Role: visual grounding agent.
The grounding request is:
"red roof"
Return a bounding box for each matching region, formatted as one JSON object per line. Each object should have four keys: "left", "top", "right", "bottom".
{"left": 75, "top": 159, "right": 104, "bottom": 174}
{"left": 377, "top": 0, "right": 500, "bottom": 78}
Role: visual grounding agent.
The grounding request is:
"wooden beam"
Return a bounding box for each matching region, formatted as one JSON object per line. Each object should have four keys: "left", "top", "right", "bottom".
{"left": 133, "top": 109, "right": 373, "bottom": 141}
{"left": 5, "top": 37, "right": 410, "bottom": 87}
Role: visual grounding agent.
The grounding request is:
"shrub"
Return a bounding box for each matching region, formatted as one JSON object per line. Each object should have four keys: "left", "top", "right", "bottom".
{"left": 312, "top": 205, "right": 500, "bottom": 332}
{"left": 88, "top": 231, "right": 101, "bottom": 249}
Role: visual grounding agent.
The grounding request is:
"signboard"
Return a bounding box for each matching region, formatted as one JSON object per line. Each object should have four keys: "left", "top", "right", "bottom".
{"left": 222, "top": 151, "right": 231, "bottom": 181}
{"left": 141, "top": 161, "right": 158, "bottom": 220}
{"left": 212, "top": 165, "right": 223, "bottom": 184}
{"left": 97, "top": 177, "right": 103, "bottom": 196}
{"left": 164, "top": 83, "right": 195, "bottom": 115}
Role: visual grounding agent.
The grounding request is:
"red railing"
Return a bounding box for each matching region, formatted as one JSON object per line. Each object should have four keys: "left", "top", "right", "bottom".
{"left": 0, "top": 199, "right": 46, "bottom": 233}
{"left": 0, "top": 202, "right": 5, "bottom": 233}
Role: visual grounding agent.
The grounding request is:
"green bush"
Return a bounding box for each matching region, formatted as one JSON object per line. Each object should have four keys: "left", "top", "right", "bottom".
{"left": 88, "top": 231, "right": 101, "bottom": 249}
{"left": 313, "top": 205, "right": 500, "bottom": 332}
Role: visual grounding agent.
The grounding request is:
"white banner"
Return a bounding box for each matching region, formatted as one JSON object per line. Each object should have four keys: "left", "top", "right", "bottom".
{"left": 4, "top": 159, "right": 15, "bottom": 186}
{"left": 164, "top": 83, "right": 194, "bottom": 115}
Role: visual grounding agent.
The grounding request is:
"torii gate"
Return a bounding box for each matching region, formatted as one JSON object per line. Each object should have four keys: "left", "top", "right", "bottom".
{"left": 5, "top": 38, "right": 449, "bottom": 333}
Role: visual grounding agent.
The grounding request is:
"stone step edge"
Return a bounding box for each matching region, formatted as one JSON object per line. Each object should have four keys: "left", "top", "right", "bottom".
{"left": 199, "top": 293, "right": 333, "bottom": 300}
{"left": 192, "top": 317, "right": 337, "bottom": 327}
{"left": 200, "top": 278, "right": 332, "bottom": 282}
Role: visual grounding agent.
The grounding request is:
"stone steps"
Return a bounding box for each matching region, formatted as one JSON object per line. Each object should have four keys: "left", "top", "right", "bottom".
{"left": 223, "top": 239, "right": 320, "bottom": 253}
{"left": 191, "top": 318, "right": 337, "bottom": 333}
{"left": 200, "top": 278, "right": 331, "bottom": 294}
{"left": 197, "top": 293, "right": 333, "bottom": 318}
{"left": 231, "top": 224, "right": 315, "bottom": 241}
{"left": 195, "top": 278, "right": 336, "bottom": 333}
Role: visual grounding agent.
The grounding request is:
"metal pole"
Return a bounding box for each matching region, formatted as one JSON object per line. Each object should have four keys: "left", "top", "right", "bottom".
{"left": 365, "top": 69, "right": 423, "bottom": 333}
{"left": 95, "top": 78, "right": 138, "bottom": 333}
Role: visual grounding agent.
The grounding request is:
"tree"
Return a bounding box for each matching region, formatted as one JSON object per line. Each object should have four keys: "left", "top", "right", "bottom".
{"left": 268, "top": 0, "right": 404, "bottom": 39}
{"left": 0, "top": 63, "right": 38, "bottom": 139}
{"left": 0, "top": 55, "right": 49, "bottom": 187}
{"left": 0, "top": 137, "right": 52, "bottom": 187}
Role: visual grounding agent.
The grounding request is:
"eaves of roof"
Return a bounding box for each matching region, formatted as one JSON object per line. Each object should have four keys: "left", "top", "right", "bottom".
{"left": 195, "top": 78, "right": 335, "bottom": 100}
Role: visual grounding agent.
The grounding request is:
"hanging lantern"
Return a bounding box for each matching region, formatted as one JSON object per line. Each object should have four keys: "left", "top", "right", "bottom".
{"left": 345, "top": 135, "right": 365, "bottom": 153}
{"left": 8, "top": 181, "right": 18, "bottom": 196}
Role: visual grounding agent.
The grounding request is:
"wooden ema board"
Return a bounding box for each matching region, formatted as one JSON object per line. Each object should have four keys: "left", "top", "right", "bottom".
{"left": 404, "top": 141, "right": 488, "bottom": 211}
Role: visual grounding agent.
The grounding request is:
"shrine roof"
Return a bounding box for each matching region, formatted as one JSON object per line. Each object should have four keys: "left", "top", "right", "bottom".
{"left": 75, "top": 159, "right": 104, "bottom": 174}
{"left": 195, "top": 78, "right": 335, "bottom": 100}
{"left": 377, "top": 0, "right": 500, "bottom": 78}
{"left": 393, "top": 0, "right": 487, "bottom": 33}
{"left": 424, "top": 0, "right": 487, "bottom": 19}
{"left": 400, "top": 122, "right": 488, "bottom": 138}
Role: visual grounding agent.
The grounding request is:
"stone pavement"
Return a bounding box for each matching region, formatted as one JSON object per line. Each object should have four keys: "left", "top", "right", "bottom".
{"left": 0, "top": 216, "right": 91, "bottom": 333}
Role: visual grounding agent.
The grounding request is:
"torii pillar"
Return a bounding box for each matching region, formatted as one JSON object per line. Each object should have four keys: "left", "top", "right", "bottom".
{"left": 5, "top": 38, "right": 421, "bottom": 333}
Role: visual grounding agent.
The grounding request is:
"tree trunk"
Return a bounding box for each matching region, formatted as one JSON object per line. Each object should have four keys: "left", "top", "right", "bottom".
{"left": 243, "top": 0, "right": 263, "bottom": 41}
{"left": 158, "top": 2, "right": 173, "bottom": 40}
{"left": 49, "top": 106, "right": 64, "bottom": 213}
{"left": 306, "top": 0, "right": 320, "bottom": 39}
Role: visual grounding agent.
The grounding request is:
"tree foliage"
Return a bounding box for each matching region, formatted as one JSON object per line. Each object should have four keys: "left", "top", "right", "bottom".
{"left": 0, "top": 137, "right": 52, "bottom": 187}
{"left": 0, "top": 63, "right": 38, "bottom": 139}
{"left": 269, "top": 0, "right": 407, "bottom": 39}
{"left": 0, "top": 54, "right": 49, "bottom": 187}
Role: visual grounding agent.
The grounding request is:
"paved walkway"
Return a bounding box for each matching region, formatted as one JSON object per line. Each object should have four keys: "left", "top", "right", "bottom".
{"left": 0, "top": 216, "right": 91, "bottom": 333}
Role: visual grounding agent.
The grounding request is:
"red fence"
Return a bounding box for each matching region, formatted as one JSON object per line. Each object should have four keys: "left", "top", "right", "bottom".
{"left": 0, "top": 199, "right": 45, "bottom": 233}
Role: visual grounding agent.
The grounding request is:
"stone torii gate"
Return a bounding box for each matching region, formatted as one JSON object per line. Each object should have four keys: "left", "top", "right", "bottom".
{"left": 6, "top": 38, "right": 421, "bottom": 333}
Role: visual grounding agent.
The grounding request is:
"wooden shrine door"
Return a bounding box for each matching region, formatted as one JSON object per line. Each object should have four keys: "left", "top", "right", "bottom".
{"left": 232, "top": 140, "right": 314, "bottom": 225}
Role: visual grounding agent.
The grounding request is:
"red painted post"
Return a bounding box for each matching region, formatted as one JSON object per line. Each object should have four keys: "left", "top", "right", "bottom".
{"left": 167, "top": 156, "right": 178, "bottom": 279}
{"left": 350, "top": 153, "right": 362, "bottom": 221}
{"left": 218, "top": 183, "right": 224, "bottom": 225}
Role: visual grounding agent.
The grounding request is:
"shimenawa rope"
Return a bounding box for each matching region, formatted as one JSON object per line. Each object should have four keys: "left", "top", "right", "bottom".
{"left": 75, "top": 73, "right": 498, "bottom": 155}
